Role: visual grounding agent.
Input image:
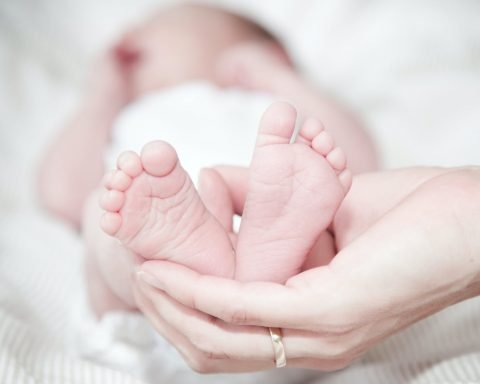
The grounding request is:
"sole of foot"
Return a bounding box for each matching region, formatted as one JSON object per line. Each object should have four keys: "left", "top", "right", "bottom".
{"left": 235, "top": 102, "right": 351, "bottom": 282}
{"left": 99, "top": 140, "right": 235, "bottom": 277}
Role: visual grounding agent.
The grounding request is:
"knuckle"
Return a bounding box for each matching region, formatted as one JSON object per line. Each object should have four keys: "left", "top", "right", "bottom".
{"left": 206, "top": 314, "right": 223, "bottom": 328}
{"left": 223, "top": 303, "right": 249, "bottom": 325}
{"left": 202, "top": 348, "right": 229, "bottom": 361}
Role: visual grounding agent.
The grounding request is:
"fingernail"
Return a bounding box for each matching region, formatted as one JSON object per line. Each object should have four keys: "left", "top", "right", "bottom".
{"left": 136, "top": 271, "right": 165, "bottom": 290}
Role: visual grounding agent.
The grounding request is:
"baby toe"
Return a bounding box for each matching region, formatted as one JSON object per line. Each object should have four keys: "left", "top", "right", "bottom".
{"left": 99, "top": 189, "right": 125, "bottom": 212}
{"left": 117, "top": 151, "right": 143, "bottom": 177}
{"left": 326, "top": 147, "right": 347, "bottom": 171}
{"left": 338, "top": 169, "right": 353, "bottom": 193}
{"left": 102, "top": 170, "right": 115, "bottom": 189}
{"left": 298, "top": 118, "right": 325, "bottom": 143}
{"left": 312, "top": 131, "right": 335, "bottom": 156}
{"left": 100, "top": 212, "right": 122, "bottom": 235}
{"left": 110, "top": 170, "right": 132, "bottom": 191}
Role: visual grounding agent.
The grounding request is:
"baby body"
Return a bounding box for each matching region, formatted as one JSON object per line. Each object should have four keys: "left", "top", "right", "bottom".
{"left": 75, "top": 81, "right": 348, "bottom": 384}
{"left": 38, "top": 6, "right": 371, "bottom": 381}
{"left": 37, "top": 3, "right": 366, "bottom": 315}
{"left": 92, "top": 86, "right": 351, "bottom": 304}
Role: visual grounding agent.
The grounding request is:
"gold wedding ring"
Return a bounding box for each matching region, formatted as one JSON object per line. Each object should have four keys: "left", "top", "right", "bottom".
{"left": 268, "top": 327, "right": 286, "bottom": 368}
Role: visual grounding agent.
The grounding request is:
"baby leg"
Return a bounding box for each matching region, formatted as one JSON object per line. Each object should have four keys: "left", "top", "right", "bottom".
{"left": 215, "top": 42, "right": 378, "bottom": 174}
{"left": 235, "top": 102, "right": 351, "bottom": 282}
{"left": 99, "top": 141, "right": 235, "bottom": 277}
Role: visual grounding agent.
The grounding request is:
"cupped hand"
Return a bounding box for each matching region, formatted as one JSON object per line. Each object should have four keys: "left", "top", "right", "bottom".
{"left": 132, "top": 168, "right": 480, "bottom": 373}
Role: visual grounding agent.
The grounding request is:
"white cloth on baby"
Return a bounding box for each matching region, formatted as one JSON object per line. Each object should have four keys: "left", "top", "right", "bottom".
{"left": 105, "top": 83, "right": 271, "bottom": 180}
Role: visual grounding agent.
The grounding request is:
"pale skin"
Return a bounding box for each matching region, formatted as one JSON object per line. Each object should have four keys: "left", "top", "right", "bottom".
{"left": 37, "top": 3, "right": 376, "bottom": 229}
{"left": 38, "top": 3, "right": 277, "bottom": 227}
{"left": 37, "top": 4, "right": 376, "bottom": 315}
{"left": 215, "top": 41, "right": 378, "bottom": 175}
{"left": 36, "top": 3, "right": 480, "bottom": 375}
{"left": 88, "top": 96, "right": 480, "bottom": 374}
{"left": 132, "top": 166, "right": 480, "bottom": 373}
{"left": 90, "top": 101, "right": 351, "bottom": 313}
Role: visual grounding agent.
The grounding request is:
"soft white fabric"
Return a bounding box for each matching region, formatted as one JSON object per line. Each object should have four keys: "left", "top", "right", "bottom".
{"left": 1, "top": 0, "right": 480, "bottom": 383}
{"left": 105, "top": 84, "right": 274, "bottom": 178}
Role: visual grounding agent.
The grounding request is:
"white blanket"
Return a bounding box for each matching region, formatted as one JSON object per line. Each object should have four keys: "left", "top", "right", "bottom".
{"left": 1, "top": 0, "right": 480, "bottom": 383}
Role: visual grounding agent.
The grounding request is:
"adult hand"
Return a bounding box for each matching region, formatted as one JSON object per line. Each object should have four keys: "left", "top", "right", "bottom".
{"left": 132, "top": 168, "right": 480, "bottom": 373}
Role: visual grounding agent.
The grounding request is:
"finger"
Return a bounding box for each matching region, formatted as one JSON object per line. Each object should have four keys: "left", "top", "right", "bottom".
{"left": 136, "top": 277, "right": 363, "bottom": 370}
{"left": 197, "top": 168, "right": 234, "bottom": 232}
{"left": 134, "top": 280, "right": 271, "bottom": 373}
{"left": 137, "top": 261, "right": 337, "bottom": 329}
{"left": 137, "top": 275, "right": 275, "bottom": 361}
{"left": 132, "top": 280, "right": 195, "bottom": 360}
{"left": 213, "top": 165, "right": 249, "bottom": 215}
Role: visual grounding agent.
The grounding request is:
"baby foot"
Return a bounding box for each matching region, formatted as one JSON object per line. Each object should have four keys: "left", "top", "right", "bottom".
{"left": 99, "top": 141, "right": 235, "bottom": 277}
{"left": 235, "top": 102, "right": 352, "bottom": 282}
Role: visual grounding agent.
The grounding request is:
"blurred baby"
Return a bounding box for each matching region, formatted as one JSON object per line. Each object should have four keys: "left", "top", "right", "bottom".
{"left": 38, "top": 1, "right": 376, "bottom": 337}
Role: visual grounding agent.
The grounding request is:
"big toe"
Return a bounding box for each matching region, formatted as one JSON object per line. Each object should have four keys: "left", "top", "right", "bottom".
{"left": 256, "top": 102, "right": 298, "bottom": 147}
{"left": 141, "top": 140, "right": 179, "bottom": 177}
